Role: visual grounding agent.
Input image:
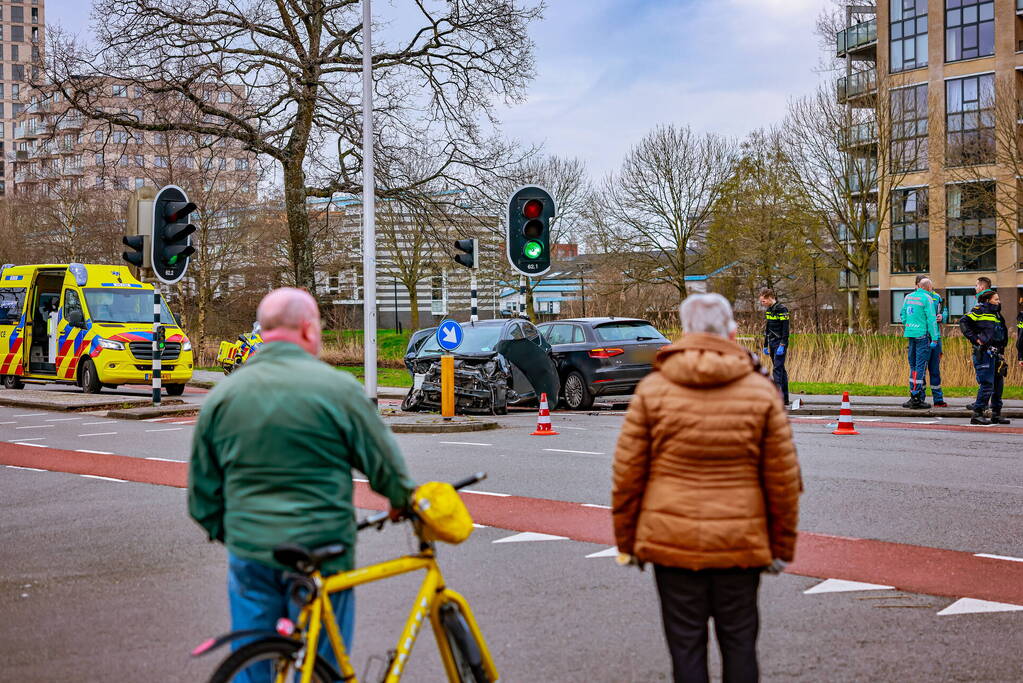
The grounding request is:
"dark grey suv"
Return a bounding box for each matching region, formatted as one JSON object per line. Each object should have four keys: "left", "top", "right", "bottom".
{"left": 537, "top": 318, "right": 669, "bottom": 410}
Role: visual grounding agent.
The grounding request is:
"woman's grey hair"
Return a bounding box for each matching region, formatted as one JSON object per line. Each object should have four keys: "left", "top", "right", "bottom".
{"left": 679, "top": 293, "right": 738, "bottom": 338}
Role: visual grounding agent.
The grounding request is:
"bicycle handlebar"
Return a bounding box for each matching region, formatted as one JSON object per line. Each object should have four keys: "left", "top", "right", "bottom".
{"left": 356, "top": 472, "right": 487, "bottom": 531}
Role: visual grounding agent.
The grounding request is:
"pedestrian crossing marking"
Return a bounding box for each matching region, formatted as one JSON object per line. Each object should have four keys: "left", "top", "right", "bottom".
{"left": 585, "top": 547, "right": 618, "bottom": 558}
{"left": 492, "top": 532, "right": 567, "bottom": 543}
{"left": 804, "top": 578, "right": 894, "bottom": 594}
{"left": 937, "top": 598, "right": 1023, "bottom": 616}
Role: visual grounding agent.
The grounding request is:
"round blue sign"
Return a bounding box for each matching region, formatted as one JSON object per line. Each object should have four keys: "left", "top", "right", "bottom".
{"left": 436, "top": 319, "right": 464, "bottom": 352}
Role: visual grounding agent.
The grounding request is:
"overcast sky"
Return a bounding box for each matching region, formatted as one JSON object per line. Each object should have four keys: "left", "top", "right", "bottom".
{"left": 44, "top": 0, "right": 831, "bottom": 179}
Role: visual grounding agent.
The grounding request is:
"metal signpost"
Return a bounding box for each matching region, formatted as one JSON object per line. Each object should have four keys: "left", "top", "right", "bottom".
{"left": 436, "top": 319, "right": 463, "bottom": 419}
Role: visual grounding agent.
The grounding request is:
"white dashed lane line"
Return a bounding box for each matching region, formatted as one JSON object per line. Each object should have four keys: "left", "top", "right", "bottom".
{"left": 438, "top": 441, "right": 493, "bottom": 447}
{"left": 145, "top": 456, "right": 184, "bottom": 462}
{"left": 80, "top": 475, "right": 126, "bottom": 483}
{"left": 81, "top": 421, "right": 114, "bottom": 426}
{"left": 15, "top": 425, "right": 54, "bottom": 430}
{"left": 0, "top": 421, "right": 17, "bottom": 424}
{"left": 78, "top": 432, "right": 118, "bottom": 437}
{"left": 145, "top": 428, "right": 184, "bottom": 433}
{"left": 76, "top": 449, "right": 113, "bottom": 455}
{"left": 543, "top": 448, "right": 605, "bottom": 455}
{"left": 45, "top": 417, "right": 82, "bottom": 422}
{"left": 581, "top": 503, "right": 611, "bottom": 509}
{"left": 13, "top": 413, "right": 47, "bottom": 418}
{"left": 9, "top": 437, "right": 45, "bottom": 443}
{"left": 462, "top": 490, "right": 510, "bottom": 497}
{"left": 6, "top": 465, "right": 46, "bottom": 471}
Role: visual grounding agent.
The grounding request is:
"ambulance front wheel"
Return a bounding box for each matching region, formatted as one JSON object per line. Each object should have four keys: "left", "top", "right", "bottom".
{"left": 79, "top": 359, "right": 102, "bottom": 394}
{"left": 2, "top": 375, "right": 24, "bottom": 390}
{"left": 166, "top": 384, "right": 186, "bottom": 397}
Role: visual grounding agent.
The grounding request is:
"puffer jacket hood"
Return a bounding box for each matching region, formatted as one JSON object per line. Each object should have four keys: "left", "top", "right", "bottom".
{"left": 656, "top": 333, "right": 755, "bottom": 388}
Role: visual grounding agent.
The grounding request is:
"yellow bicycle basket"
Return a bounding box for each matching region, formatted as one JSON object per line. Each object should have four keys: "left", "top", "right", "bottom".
{"left": 413, "top": 482, "right": 474, "bottom": 544}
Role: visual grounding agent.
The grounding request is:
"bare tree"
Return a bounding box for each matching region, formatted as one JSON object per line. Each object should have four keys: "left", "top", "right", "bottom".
{"left": 589, "top": 124, "right": 734, "bottom": 302}
{"left": 782, "top": 70, "right": 915, "bottom": 333}
{"left": 42, "top": 0, "right": 542, "bottom": 294}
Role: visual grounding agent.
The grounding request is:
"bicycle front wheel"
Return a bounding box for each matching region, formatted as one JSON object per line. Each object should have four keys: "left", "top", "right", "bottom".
{"left": 440, "top": 603, "right": 491, "bottom": 683}
{"left": 208, "top": 638, "right": 333, "bottom": 683}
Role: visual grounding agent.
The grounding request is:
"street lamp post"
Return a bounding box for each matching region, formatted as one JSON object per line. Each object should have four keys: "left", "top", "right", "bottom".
{"left": 361, "top": 0, "right": 377, "bottom": 401}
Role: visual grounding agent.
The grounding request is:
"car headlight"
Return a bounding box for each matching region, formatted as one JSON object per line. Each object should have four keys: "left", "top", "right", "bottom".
{"left": 97, "top": 338, "right": 124, "bottom": 350}
{"left": 183, "top": 340, "right": 192, "bottom": 352}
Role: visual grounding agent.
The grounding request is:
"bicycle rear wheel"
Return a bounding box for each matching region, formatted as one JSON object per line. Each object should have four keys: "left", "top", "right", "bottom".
{"left": 208, "top": 638, "right": 333, "bottom": 683}
{"left": 439, "top": 603, "right": 491, "bottom": 683}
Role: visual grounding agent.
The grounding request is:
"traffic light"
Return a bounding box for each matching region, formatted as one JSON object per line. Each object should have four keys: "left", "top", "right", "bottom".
{"left": 507, "top": 185, "right": 555, "bottom": 276}
{"left": 152, "top": 185, "right": 197, "bottom": 284}
{"left": 453, "top": 238, "right": 479, "bottom": 269}
{"left": 123, "top": 187, "right": 155, "bottom": 269}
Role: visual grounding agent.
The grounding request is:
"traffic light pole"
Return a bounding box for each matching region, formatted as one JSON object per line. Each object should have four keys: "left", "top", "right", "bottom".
{"left": 519, "top": 276, "right": 526, "bottom": 318}
{"left": 361, "top": 0, "right": 377, "bottom": 403}
{"left": 470, "top": 270, "right": 478, "bottom": 324}
{"left": 152, "top": 284, "right": 162, "bottom": 406}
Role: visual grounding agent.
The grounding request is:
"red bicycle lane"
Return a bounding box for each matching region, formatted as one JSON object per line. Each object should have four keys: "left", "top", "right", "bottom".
{"left": 4, "top": 441, "right": 1023, "bottom": 607}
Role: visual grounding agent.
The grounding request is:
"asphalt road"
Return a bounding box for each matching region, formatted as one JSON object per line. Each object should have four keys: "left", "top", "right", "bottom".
{"left": 3, "top": 392, "right": 1023, "bottom": 681}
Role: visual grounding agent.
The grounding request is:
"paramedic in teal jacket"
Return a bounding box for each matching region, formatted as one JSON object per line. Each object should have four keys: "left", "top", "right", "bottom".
{"left": 899, "top": 279, "right": 940, "bottom": 409}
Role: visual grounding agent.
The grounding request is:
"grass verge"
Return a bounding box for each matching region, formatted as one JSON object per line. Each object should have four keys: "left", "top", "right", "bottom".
{"left": 338, "top": 366, "right": 412, "bottom": 388}
{"left": 791, "top": 382, "right": 1023, "bottom": 400}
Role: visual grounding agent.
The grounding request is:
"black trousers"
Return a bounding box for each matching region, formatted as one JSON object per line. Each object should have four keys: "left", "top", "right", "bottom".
{"left": 654, "top": 565, "right": 762, "bottom": 683}
{"left": 769, "top": 345, "right": 789, "bottom": 404}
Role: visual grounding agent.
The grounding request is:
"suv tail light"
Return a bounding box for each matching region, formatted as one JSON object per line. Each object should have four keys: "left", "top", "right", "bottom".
{"left": 589, "top": 348, "right": 624, "bottom": 359}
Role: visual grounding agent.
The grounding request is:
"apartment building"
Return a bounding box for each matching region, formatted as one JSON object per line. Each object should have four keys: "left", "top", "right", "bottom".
{"left": 0, "top": 0, "right": 43, "bottom": 195}
{"left": 837, "top": 1, "right": 1023, "bottom": 328}
{"left": 9, "top": 81, "right": 256, "bottom": 198}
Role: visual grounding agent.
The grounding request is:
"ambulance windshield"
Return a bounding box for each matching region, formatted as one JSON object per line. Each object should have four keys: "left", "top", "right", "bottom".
{"left": 83, "top": 288, "right": 174, "bottom": 324}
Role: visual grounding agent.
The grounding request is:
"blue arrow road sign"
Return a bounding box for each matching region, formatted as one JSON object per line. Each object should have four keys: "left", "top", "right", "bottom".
{"left": 436, "top": 319, "right": 463, "bottom": 352}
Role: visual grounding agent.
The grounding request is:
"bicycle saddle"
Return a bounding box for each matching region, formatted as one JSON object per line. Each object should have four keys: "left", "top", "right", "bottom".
{"left": 273, "top": 542, "right": 347, "bottom": 574}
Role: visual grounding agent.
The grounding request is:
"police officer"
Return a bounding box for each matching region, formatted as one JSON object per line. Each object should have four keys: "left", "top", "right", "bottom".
{"left": 960, "top": 290, "right": 1009, "bottom": 426}
{"left": 759, "top": 287, "right": 790, "bottom": 407}
{"left": 916, "top": 275, "right": 947, "bottom": 408}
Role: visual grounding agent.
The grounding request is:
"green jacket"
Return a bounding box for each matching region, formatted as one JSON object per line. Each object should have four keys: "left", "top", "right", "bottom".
{"left": 188, "top": 342, "right": 416, "bottom": 574}
{"left": 899, "top": 288, "right": 940, "bottom": 340}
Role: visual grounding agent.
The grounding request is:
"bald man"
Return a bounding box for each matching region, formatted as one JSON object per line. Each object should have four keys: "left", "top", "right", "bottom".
{"left": 189, "top": 288, "right": 415, "bottom": 677}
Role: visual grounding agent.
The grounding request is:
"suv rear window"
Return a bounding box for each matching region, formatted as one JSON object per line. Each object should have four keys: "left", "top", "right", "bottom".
{"left": 595, "top": 321, "right": 666, "bottom": 342}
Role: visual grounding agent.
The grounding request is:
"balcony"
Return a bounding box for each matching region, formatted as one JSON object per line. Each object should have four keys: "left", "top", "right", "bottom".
{"left": 836, "top": 18, "right": 877, "bottom": 58}
{"left": 56, "top": 117, "right": 84, "bottom": 131}
{"left": 837, "top": 69, "right": 877, "bottom": 105}
{"left": 841, "top": 121, "right": 878, "bottom": 151}
{"left": 1018, "top": 0, "right": 1023, "bottom": 14}
{"left": 13, "top": 124, "right": 40, "bottom": 140}
{"left": 63, "top": 165, "right": 85, "bottom": 176}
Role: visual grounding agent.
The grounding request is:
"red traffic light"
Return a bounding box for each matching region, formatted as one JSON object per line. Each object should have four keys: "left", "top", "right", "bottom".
{"left": 522, "top": 199, "right": 543, "bottom": 220}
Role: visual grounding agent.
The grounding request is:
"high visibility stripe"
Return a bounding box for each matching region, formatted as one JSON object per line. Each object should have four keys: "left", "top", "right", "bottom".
{"left": 966, "top": 313, "right": 1000, "bottom": 322}
{"left": 765, "top": 314, "right": 790, "bottom": 320}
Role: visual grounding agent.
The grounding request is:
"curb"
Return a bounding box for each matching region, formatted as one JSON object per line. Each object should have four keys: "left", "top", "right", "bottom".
{"left": 387, "top": 419, "right": 500, "bottom": 434}
{"left": 791, "top": 406, "right": 1023, "bottom": 419}
{"left": 0, "top": 393, "right": 184, "bottom": 413}
{"left": 105, "top": 405, "right": 201, "bottom": 420}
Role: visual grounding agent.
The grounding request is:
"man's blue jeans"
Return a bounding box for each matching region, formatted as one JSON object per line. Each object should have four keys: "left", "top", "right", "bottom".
{"left": 906, "top": 337, "right": 931, "bottom": 401}
{"left": 973, "top": 348, "right": 1004, "bottom": 413}
{"left": 228, "top": 552, "right": 354, "bottom": 683}
{"left": 925, "top": 337, "right": 943, "bottom": 402}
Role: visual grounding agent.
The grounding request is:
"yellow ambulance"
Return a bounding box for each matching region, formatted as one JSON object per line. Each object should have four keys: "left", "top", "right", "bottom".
{"left": 0, "top": 263, "right": 194, "bottom": 394}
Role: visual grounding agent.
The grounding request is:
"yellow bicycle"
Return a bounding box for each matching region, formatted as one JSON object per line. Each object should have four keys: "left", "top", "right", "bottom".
{"left": 194, "top": 473, "right": 499, "bottom": 683}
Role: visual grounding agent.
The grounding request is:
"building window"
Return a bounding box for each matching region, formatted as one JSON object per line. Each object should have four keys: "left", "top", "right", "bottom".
{"left": 890, "top": 289, "right": 913, "bottom": 324}
{"left": 154, "top": 132, "right": 166, "bottom": 145}
{"left": 11, "top": 64, "right": 24, "bottom": 82}
{"left": 947, "top": 181, "right": 997, "bottom": 272}
{"left": 113, "top": 177, "right": 129, "bottom": 190}
{"left": 891, "top": 83, "right": 928, "bottom": 172}
{"left": 11, "top": 6, "right": 23, "bottom": 22}
{"left": 94, "top": 130, "right": 105, "bottom": 143}
{"left": 945, "top": 0, "right": 993, "bottom": 63}
{"left": 133, "top": 155, "right": 144, "bottom": 167}
{"left": 111, "top": 131, "right": 128, "bottom": 144}
{"left": 891, "top": 188, "right": 929, "bottom": 273}
{"left": 94, "top": 153, "right": 104, "bottom": 167}
{"left": 11, "top": 26, "right": 23, "bottom": 42}
{"left": 10, "top": 45, "right": 18, "bottom": 61}
{"left": 154, "top": 156, "right": 168, "bottom": 168}
{"left": 235, "top": 158, "right": 249, "bottom": 171}
{"left": 945, "top": 288, "right": 979, "bottom": 321}
{"left": 891, "top": 0, "right": 928, "bottom": 73}
{"left": 112, "top": 84, "right": 127, "bottom": 98}
{"left": 946, "top": 73, "right": 994, "bottom": 166}
{"left": 135, "top": 178, "right": 145, "bottom": 189}
{"left": 218, "top": 91, "right": 233, "bottom": 103}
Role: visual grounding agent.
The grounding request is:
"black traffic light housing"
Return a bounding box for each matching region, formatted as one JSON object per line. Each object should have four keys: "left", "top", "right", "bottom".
{"left": 453, "top": 238, "right": 479, "bottom": 269}
{"left": 122, "top": 234, "right": 146, "bottom": 267}
{"left": 507, "top": 185, "right": 555, "bottom": 276}
{"left": 152, "top": 185, "right": 197, "bottom": 284}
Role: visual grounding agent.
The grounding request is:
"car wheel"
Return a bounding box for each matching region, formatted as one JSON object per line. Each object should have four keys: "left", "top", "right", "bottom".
{"left": 80, "top": 358, "right": 102, "bottom": 394}
{"left": 2, "top": 374, "right": 25, "bottom": 390}
{"left": 562, "top": 371, "right": 594, "bottom": 411}
{"left": 165, "top": 384, "right": 186, "bottom": 397}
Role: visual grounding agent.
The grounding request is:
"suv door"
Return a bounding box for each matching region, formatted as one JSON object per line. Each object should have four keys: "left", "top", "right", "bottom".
{"left": 495, "top": 321, "right": 560, "bottom": 403}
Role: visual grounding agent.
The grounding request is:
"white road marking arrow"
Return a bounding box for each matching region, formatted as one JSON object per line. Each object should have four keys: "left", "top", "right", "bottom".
{"left": 937, "top": 598, "right": 1023, "bottom": 616}
{"left": 803, "top": 578, "right": 894, "bottom": 594}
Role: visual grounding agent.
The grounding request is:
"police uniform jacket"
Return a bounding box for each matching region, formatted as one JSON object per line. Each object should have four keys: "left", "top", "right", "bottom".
{"left": 764, "top": 302, "right": 790, "bottom": 349}
{"left": 959, "top": 302, "right": 1008, "bottom": 352}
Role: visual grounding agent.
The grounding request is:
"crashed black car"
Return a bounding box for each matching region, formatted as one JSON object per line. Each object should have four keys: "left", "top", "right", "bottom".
{"left": 401, "top": 319, "right": 560, "bottom": 414}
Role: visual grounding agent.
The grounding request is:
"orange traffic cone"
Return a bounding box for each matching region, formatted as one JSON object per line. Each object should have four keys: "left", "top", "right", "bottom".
{"left": 832, "top": 391, "right": 859, "bottom": 435}
{"left": 531, "top": 393, "right": 559, "bottom": 436}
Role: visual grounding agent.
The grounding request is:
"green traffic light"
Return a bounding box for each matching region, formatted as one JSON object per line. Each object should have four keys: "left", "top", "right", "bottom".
{"left": 523, "top": 240, "right": 543, "bottom": 259}
{"left": 168, "top": 255, "right": 178, "bottom": 266}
